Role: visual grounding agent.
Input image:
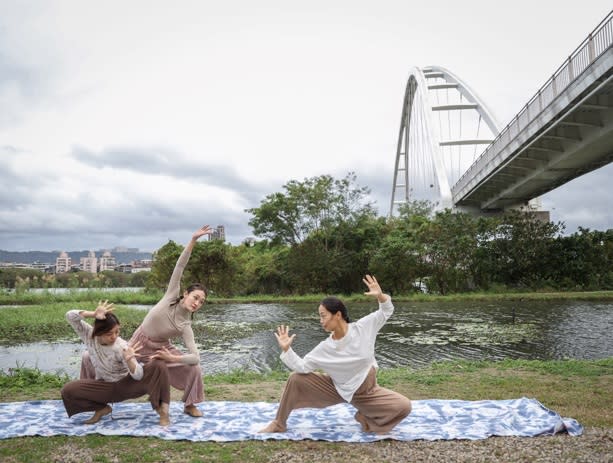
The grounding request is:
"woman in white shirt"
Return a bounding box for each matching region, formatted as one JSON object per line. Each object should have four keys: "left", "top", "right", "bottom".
{"left": 61, "top": 301, "right": 171, "bottom": 425}
{"left": 260, "top": 275, "right": 411, "bottom": 434}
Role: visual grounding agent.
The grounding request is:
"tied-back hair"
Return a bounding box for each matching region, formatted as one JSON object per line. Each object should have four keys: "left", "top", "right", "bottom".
{"left": 91, "top": 312, "right": 120, "bottom": 339}
{"left": 320, "top": 296, "right": 351, "bottom": 323}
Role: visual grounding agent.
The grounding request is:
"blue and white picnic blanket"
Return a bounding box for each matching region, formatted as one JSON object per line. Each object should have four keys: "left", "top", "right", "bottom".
{"left": 0, "top": 398, "right": 582, "bottom": 442}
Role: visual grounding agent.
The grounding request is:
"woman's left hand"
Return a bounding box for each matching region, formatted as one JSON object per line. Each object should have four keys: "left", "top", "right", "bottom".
{"left": 123, "top": 341, "right": 142, "bottom": 361}
{"left": 192, "top": 225, "right": 213, "bottom": 241}
{"left": 150, "top": 347, "right": 177, "bottom": 363}
{"left": 362, "top": 275, "right": 389, "bottom": 303}
{"left": 94, "top": 300, "right": 114, "bottom": 320}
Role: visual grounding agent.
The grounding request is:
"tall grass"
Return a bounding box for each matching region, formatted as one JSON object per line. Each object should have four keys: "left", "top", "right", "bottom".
{"left": 0, "top": 303, "right": 147, "bottom": 343}
{"left": 0, "top": 366, "right": 70, "bottom": 393}
{"left": 2, "top": 288, "right": 613, "bottom": 306}
{"left": 0, "top": 288, "right": 164, "bottom": 306}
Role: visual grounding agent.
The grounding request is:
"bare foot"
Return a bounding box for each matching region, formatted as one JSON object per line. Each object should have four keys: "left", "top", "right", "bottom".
{"left": 258, "top": 420, "right": 286, "bottom": 433}
{"left": 84, "top": 405, "right": 112, "bottom": 424}
{"left": 183, "top": 404, "right": 203, "bottom": 417}
{"left": 156, "top": 403, "right": 170, "bottom": 426}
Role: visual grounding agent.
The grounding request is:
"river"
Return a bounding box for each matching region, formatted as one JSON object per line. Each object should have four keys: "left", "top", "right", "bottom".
{"left": 1, "top": 299, "right": 611, "bottom": 377}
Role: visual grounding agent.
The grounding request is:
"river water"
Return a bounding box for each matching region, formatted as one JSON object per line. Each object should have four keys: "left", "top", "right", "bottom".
{"left": 1, "top": 299, "right": 611, "bottom": 378}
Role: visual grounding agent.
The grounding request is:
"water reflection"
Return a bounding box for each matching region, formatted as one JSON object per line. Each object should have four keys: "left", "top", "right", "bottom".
{"left": 1, "top": 300, "right": 611, "bottom": 378}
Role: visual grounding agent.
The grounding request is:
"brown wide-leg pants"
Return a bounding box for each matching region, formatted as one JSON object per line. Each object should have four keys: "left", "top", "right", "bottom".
{"left": 269, "top": 367, "right": 411, "bottom": 433}
{"left": 81, "top": 327, "right": 205, "bottom": 406}
{"left": 62, "top": 359, "right": 170, "bottom": 417}
{"left": 131, "top": 326, "right": 204, "bottom": 406}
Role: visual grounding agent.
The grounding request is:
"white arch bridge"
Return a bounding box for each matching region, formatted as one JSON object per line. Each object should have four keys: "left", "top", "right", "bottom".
{"left": 390, "top": 10, "right": 613, "bottom": 216}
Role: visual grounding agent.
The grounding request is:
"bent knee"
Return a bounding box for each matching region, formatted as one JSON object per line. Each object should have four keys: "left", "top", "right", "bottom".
{"left": 60, "top": 381, "right": 79, "bottom": 399}
{"left": 401, "top": 398, "right": 412, "bottom": 417}
{"left": 149, "top": 359, "right": 169, "bottom": 371}
{"left": 287, "top": 371, "right": 308, "bottom": 385}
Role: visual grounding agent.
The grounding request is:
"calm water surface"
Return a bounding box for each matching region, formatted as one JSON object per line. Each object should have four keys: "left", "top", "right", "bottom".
{"left": 1, "top": 299, "right": 611, "bottom": 378}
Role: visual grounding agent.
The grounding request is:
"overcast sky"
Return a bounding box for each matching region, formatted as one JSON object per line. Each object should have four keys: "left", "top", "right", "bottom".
{"left": 1, "top": 1, "right": 611, "bottom": 252}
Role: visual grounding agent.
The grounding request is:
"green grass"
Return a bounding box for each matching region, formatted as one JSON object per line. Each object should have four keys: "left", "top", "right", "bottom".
{"left": 0, "top": 359, "right": 611, "bottom": 462}
{"left": 2, "top": 288, "right": 613, "bottom": 306}
{"left": 0, "top": 303, "right": 147, "bottom": 344}
{"left": 0, "top": 367, "right": 70, "bottom": 394}
{"left": 0, "top": 288, "right": 165, "bottom": 305}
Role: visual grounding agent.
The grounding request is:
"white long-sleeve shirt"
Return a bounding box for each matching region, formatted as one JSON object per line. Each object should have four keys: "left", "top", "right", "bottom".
{"left": 66, "top": 310, "right": 143, "bottom": 382}
{"left": 280, "top": 298, "right": 394, "bottom": 402}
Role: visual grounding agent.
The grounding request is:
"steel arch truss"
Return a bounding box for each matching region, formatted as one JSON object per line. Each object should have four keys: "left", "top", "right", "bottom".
{"left": 390, "top": 65, "right": 501, "bottom": 216}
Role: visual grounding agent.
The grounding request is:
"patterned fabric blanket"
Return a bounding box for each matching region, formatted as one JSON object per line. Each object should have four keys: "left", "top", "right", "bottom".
{"left": 0, "top": 398, "right": 582, "bottom": 442}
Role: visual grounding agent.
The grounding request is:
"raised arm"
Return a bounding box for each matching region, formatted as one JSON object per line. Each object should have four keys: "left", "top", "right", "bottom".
{"left": 164, "top": 225, "right": 213, "bottom": 300}
{"left": 66, "top": 300, "right": 115, "bottom": 341}
{"left": 356, "top": 275, "right": 394, "bottom": 335}
{"left": 362, "top": 275, "right": 390, "bottom": 303}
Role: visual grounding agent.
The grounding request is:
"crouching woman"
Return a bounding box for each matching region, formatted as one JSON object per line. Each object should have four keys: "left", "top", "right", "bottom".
{"left": 260, "top": 275, "right": 411, "bottom": 434}
{"left": 61, "top": 301, "right": 171, "bottom": 426}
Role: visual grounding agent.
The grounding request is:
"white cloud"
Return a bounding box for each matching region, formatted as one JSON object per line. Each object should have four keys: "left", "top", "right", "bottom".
{"left": 0, "top": 0, "right": 611, "bottom": 252}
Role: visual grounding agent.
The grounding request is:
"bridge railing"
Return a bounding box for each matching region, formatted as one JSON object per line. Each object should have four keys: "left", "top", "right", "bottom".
{"left": 454, "top": 10, "right": 613, "bottom": 197}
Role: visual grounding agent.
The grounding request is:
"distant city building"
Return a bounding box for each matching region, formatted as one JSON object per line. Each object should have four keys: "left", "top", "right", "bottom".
{"left": 30, "top": 261, "right": 50, "bottom": 271}
{"left": 80, "top": 250, "right": 98, "bottom": 274}
{"left": 131, "top": 259, "right": 152, "bottom": 273}
{"left": 99, "top": 251, "right": 116, "bottom": 272}
{"left": 0, "top": 262, "right": 29, "bottom": 269}
{"left": 130, "top": 267, "right": 151, "bottom": 273}
{"left": 209, "top": 225, "right": 226, "bottom": 242}
{"left": 115, "top": 263, "right": 133, "bottom": 273}
{"left": 55, "top": 251, "right": 72, "bottom": 274}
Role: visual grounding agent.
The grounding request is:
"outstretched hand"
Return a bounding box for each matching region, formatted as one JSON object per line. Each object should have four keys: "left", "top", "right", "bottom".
{"left": 192, "top": 225, "right": 213, "bottom": 241}
{"left": 94, "top": 300, "right": 114, "bottom": 320}
{"left": 362, "top": 275, "right": 389, "bottom": 303}
{"left": 274, "top": 325, "right": 296, "bottom": 353}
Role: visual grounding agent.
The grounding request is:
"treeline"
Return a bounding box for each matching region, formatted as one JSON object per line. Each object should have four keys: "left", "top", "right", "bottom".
{"left": 0, "top": 269, "right": 149, "bottom": 291}
{"left": 147, "top": 173, "right": 613, "bottom": 296}
{"left": 3, "top": 173, "right": 612, "bottom": 296}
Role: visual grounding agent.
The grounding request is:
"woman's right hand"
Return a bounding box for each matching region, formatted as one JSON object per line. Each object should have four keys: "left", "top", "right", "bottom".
{"left": 274, "top": 325, "right": 296, "bottom": 353}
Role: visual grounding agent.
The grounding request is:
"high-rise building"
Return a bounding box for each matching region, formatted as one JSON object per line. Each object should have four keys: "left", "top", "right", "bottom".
{"left": 209, "top": 225, "right": 226, "bottom": 242}
{"left": 80, "top": 250, "right": 98, "bottom": 274}
{"left": 55, "top": 251, "right": 72, "bottom": 274}
{"left": 99, "top": 251, "right": 116, "bottom": 271}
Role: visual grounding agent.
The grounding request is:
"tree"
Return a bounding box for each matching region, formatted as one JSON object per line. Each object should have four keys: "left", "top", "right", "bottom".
{"left": 417, "top": 210, "right": 482, "bottom": 294}
{"left": 188, "top": 240, "right": 239, "bottom": 297}
{"left": 231, "top": 241, "right": 289, "bottom": 295}
{"left": 246, "top": 172, "right": 376, "bottom": 246}
{"left": 547, "top": 227, "right": 613, "bottom": 290}
{"left": 483, "top": 211, "right": 563, "bottom": 288}
{"left": 146, "top": 240, "right": 182, "bottom": 291}
{"left": 369, "top": 202, "right": 432, "bottom": 294}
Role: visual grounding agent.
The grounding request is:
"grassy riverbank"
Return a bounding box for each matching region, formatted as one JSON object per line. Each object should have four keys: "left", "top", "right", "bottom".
{"left": 1, "top": 293, "right": 612, "bottom": 461}
{"left": 2, "top": 288, "right": 613, "bottom": 306}
{"left": 0, "top": 358, "right": 611, "bottom": 462}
